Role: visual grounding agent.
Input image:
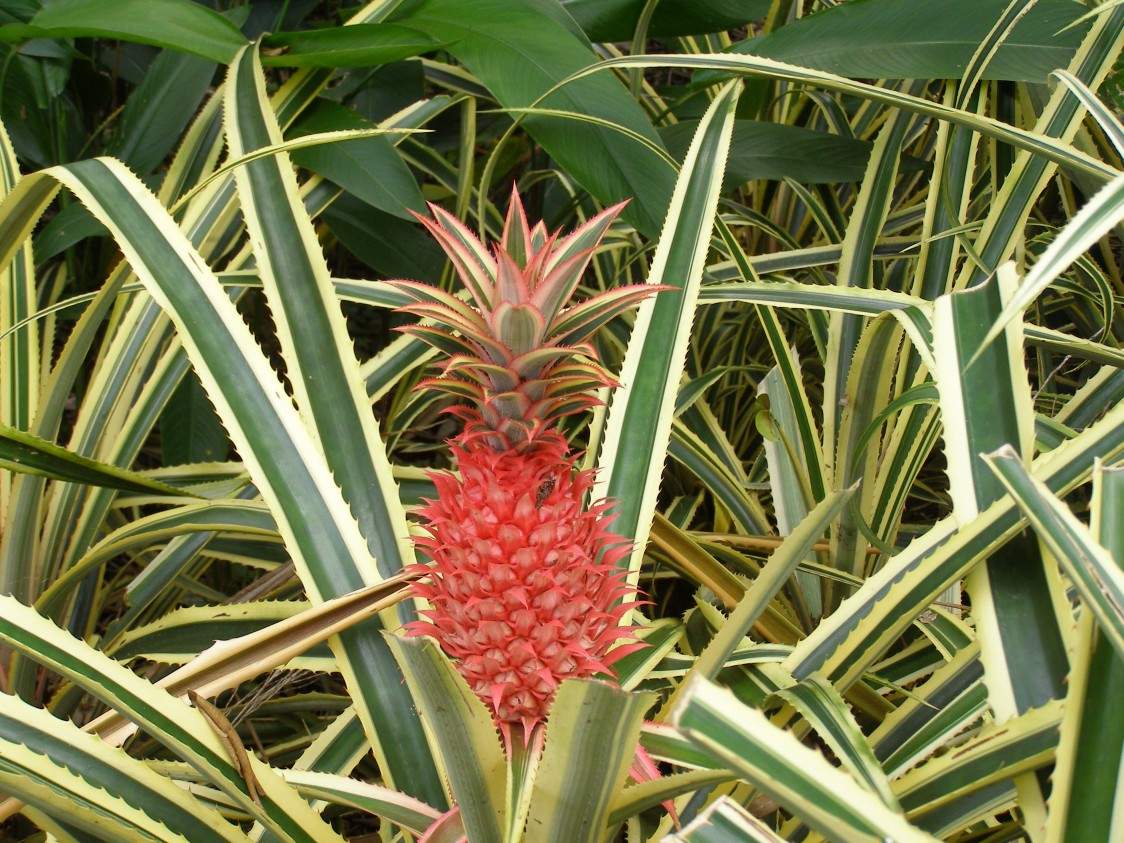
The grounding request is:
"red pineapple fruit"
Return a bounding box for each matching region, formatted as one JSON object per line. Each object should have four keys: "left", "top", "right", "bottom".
{"left": 388, "top": 189, "right": 657, "bottom": 736}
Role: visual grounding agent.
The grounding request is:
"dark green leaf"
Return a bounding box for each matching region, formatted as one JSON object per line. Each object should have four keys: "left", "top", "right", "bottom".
{"left": 112, "top": 49, "right": 216, "bottom": 173}
{"left": 563, "top": 0, "right": 770, "bottom": 42}
{"left": 263, "top": 23, "right": 442, "bottom": 68}
{"left": 392, "top": 0, "right": 673, "bottom": 237}
{"left": 662, "top": 119, "right": 871, "bottom": 185}
{"left": 161, "top": 372, "right": 229, "bottom": 466}
{"left": 290, "top": 100, "right": 424, "bottom": 219}
{"left": 324, "top": 193, "right": 445, "bottom": 281}
{"left": 0, "top": 0, "right": 248, "bottom": 63}
{"left": 728, "top": 0, "right": 1088, "bottom": 83}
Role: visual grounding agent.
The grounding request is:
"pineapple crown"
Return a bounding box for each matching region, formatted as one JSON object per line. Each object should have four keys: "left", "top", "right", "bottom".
{"left": 388, "top": 187, "right": 659, "bottom": 450}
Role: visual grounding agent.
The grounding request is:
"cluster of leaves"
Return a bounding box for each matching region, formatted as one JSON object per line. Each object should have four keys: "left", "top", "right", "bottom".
{"left": 0, "top": 0, "right": 1122, "bottom": 841}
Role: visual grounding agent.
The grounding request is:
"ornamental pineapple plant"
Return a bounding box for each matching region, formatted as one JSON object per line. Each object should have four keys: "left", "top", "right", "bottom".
{"left": 389, "top": 190, "right": 659, "bottom": 737}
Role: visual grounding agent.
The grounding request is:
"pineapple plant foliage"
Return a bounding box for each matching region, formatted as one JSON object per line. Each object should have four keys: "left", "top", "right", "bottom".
{"left": 0, "top": 1, "right": 1120, "bottom": 842}
{"left": 389, "top": 192, "right": 651, "bottom": 736}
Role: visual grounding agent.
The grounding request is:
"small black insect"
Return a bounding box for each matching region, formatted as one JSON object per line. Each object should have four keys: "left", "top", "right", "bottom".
{"left": 535, "top": 476, "right": 556, "bottom": 508}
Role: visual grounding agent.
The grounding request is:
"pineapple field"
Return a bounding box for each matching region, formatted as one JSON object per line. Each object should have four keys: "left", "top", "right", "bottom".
{"left": 0, "top": 0, "right": 1122, "bottom": 840}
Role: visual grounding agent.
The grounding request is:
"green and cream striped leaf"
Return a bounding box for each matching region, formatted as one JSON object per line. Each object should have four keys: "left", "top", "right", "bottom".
{"left": 224, "top": 46, "right": 441, "bottom": 801}
{"left": 36, "top": 500, "right": 278, "bottom": 615}
{"left": 606, "top": 769, "right": 733, "bottom": 826}
{"left": 661, "top": 486, "right": 854, "bottom": 717}
{"left": 1053, "top": 69, "right": 1124, "bottom": 156}
{"left": 595, "top": 79, "right": 740, "bottom": 603}
{"left": 821, "top": 98, "right": 914, "bottom": 482}
{"left": 1045, "top": 462, "right": 1124, "bottom": 842}
{"left": 111, "top": 601, "right": 329, "bottom": 668}
{"left": 21, "top": 806, "right": 114, "bottom": 843}
{"left": 525, "top": 680, "right": 654, "bottom": 843}
{"left": 985, "top": 446, "right": 1124, "bottom": 659}
{"left": 0, "top": 594, "right": 341, "bottom": 842}
{"left": 0, "top": 691, "right": 246, "bottom": 842}
{"left": 174, "top": 127, "right": 424, "bottom": 212}
{"left": 757, "top": 353, "right": 824, "bottom": 613}
{"left": 953, "top": 5, "right": 1124, "bottom": 289}
{"left": 149, "top": 573, "right": 416, "bottom": 698}
{"left": 250, "top": 708, "right": 369, "bottom": 842}
{"left": 1, "top": 424, "right": 187, "bottom": 496}
{"left": 933, "top": 261, "right": 1066, "bottom": 798}
{"left": 954, "top": 0, "right": 1039, "bottom": 109}
{"left": 672, "top": 678, "right": 936, "bottom": 842}
{"left": 1024, "top": 323, "right": 1124, "bottom": 368}
{"left": 669, "top": 421, "right": 771, "bottom": 537}
{"left": 279, "top": 770, "right": 441, "bottom": 834}
{"left": 384, "top": 635, "right": 505, "bottom": 843}
{"left": 0, "top": 156, "right": 443, "bottom": 802}
{"left": 84, "top": 577, "right": 417, "bottom": 751}
{"left": 0, "top": 120, "right": 36, "bottom": 473}
{"left": 550, "top": 54, "right": 1117, "bottom": 181}
{"left": 773, "top": 674, "right": 900, "bottom": 809}
{"left": 783, "top": 397, "right": 1124, "bottom": 690}
{"left": 0, "top": 738, "right": 194, "bottom": 843}
{"left": 977, "top": 174, "right": 1124, "bottom": 355}
{"left": 870, "top": 645, "right": 987, "bottom": 779}
{"left": 699, "top": 281, "right": 935, "bottom": 369}
{"left": 666, "top": 796, "right": 786, "bottom": 843}
{"left": 830, "top": 316, "right": 908, "bottom": 586}
{"left": 893, "top": 701, "right": 1063, "bottom": 821}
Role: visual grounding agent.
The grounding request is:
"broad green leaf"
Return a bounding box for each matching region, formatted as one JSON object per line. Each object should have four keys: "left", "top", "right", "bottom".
{"left": 161, "top": 373, "right": 229, "bottom": 465}
{"left": 4, "top": 0, "right": 248, "bottom": 63}
{"left": 555, "top": 54, "right": 1117, "bottom": 182}
{"left": 263, "top": 23, "right": 442, "bottom": 68}
{"left": 111, "top": 49, "right": 217, "bottom": 174}
{"left": 288, "top": 101, "right": 425, "bottom": 219}
{"left": 660, "top": 120, "right": 872, "bottom": 185}
{"left": 391, "top": 0, "right": 674, "bottom": 236}
{"left": 563, "top": 0, "right": 770, "bottom": 42}
{"left": 955, "top": 0, "right": 1042, "bottom": 109}
{"left": 728, "top": 0, "right": 1087, "bottom": 82}
{"left": 596, "top": 79, "right": 740, "bottom": 600}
